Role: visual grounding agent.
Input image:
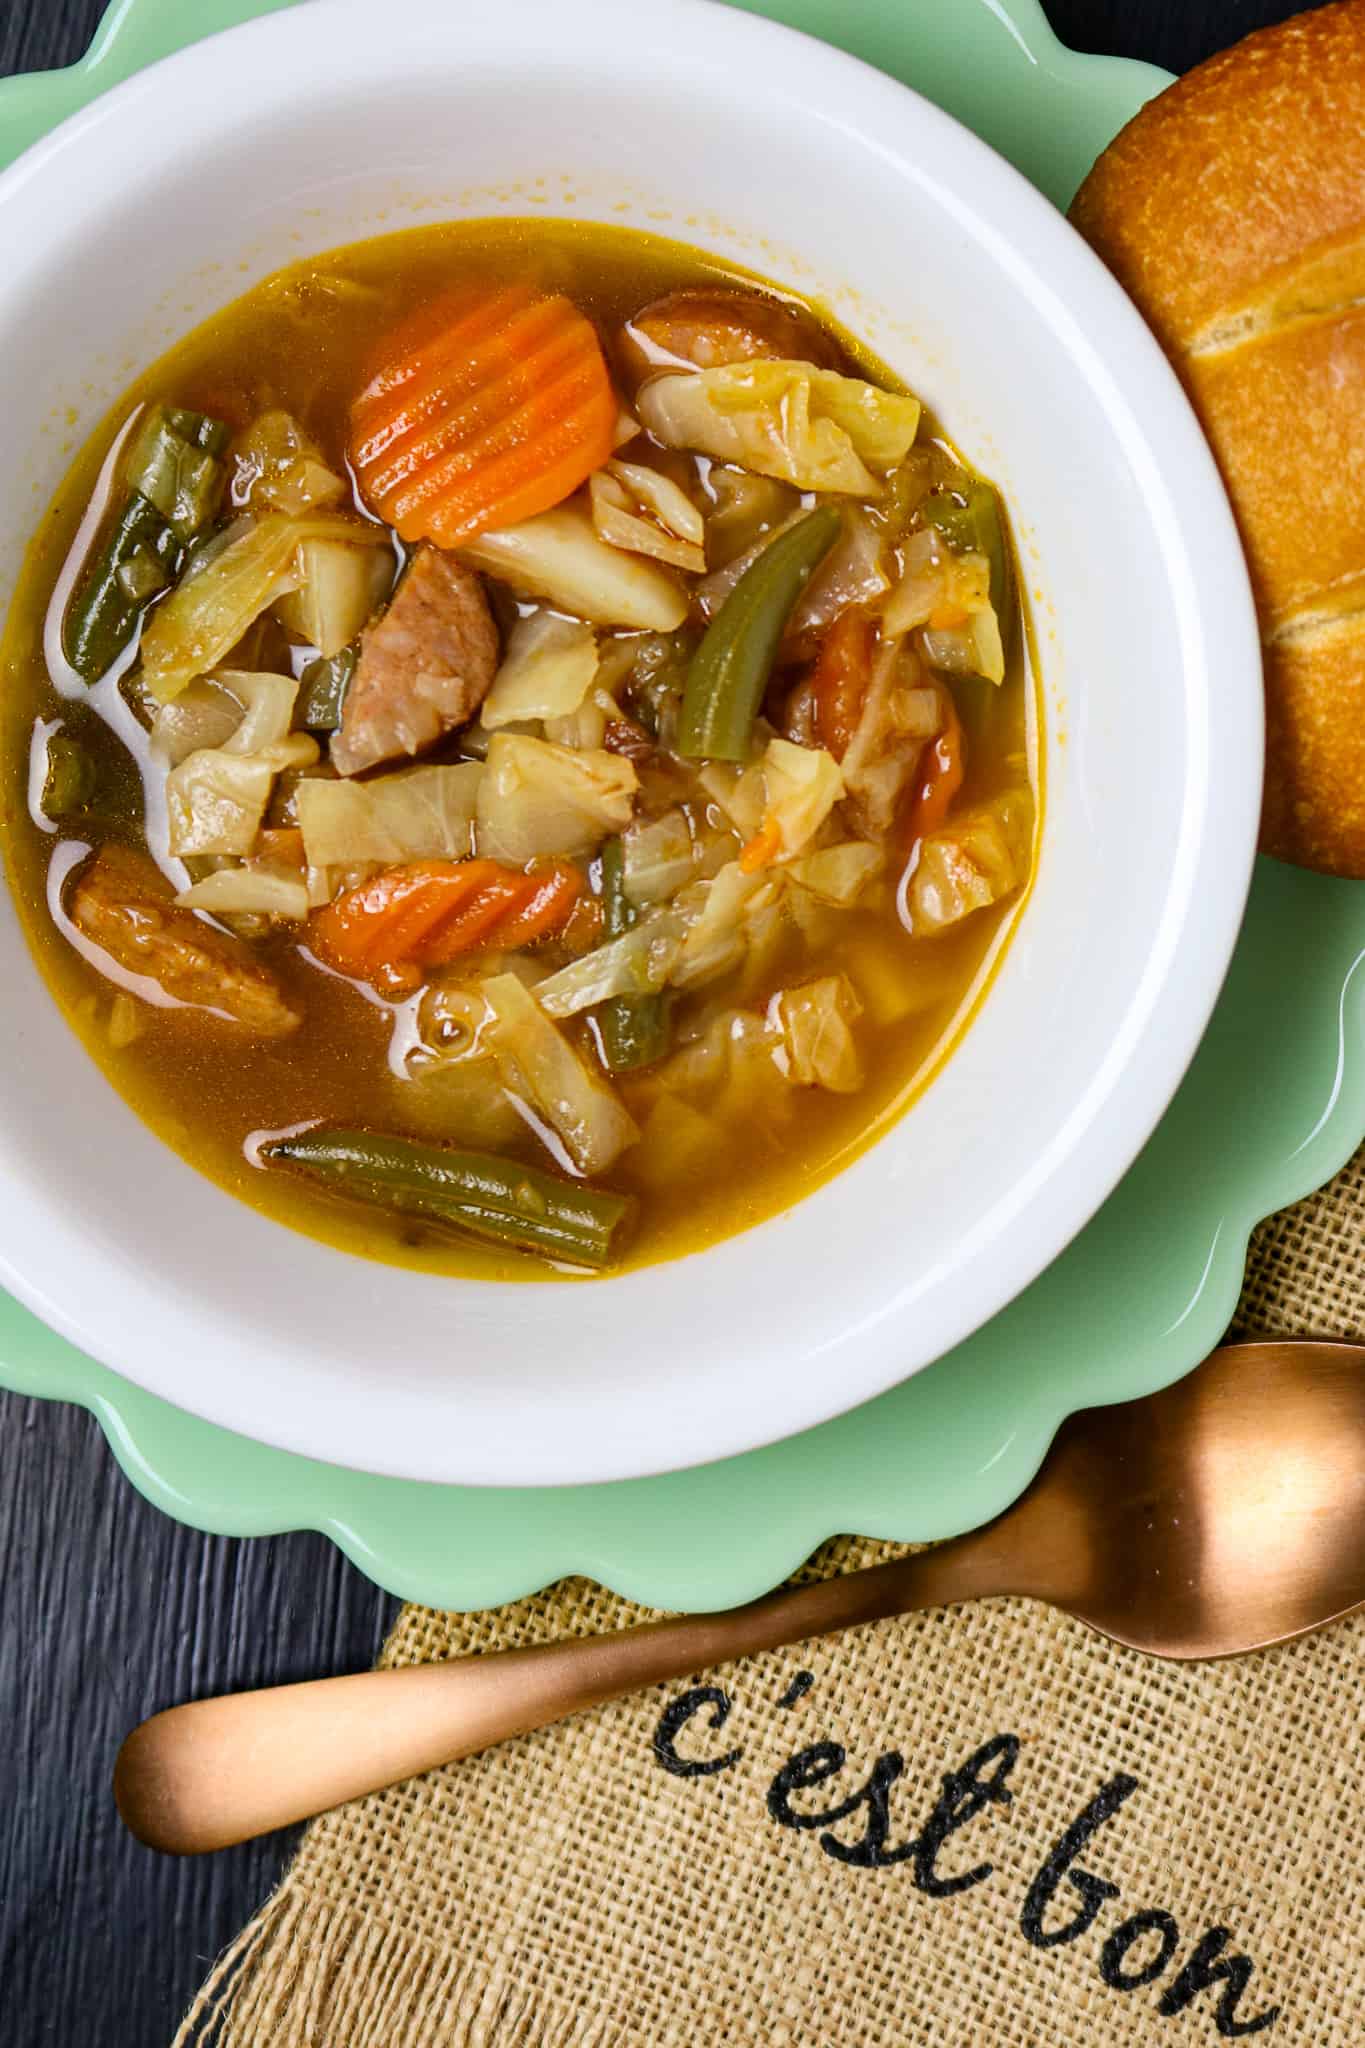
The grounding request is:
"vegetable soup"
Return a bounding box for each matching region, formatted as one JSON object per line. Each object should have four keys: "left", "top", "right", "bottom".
{"left": 0, "top": 221, "right": 1038, "bottom": 1277}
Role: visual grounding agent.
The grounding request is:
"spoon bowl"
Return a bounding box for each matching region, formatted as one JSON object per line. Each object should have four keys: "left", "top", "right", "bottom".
{"left": 116, "top": 1340, "right": 1365, "bottom": 1855}
{"left": 995, "top": 1340, "right": 1365, "bottom": 1656}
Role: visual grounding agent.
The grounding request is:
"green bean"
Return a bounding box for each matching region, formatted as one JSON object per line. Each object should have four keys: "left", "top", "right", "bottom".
{"left": 125, "top": 405, "right": 227, "bottom": 543}
{"left": 116, "top": 547, "right": 172, "bottom": 604}
{"left": 297, "top": 645, "right": 358, "bottom": 732}
{"left": 594, "top": 837, "right": 671, "bottom": 1073}
{"left": 922, "top": 481, "right": 1013, "bottom": 623}
{"left": 62, "top": 493, "right": 179, "bottom": 682}
{"left": 40, "top": 732, "right": 97, "bottom": 818}
{"left": 63, "top": 402, "right": 231, "bottom": 683}
{"left": 262, "top": 1128, "right": 633, "bottom": 1270}
{"left": 678, "top": 505, "right": 841, "bottom": 760}
{"left": 164, "top": 407, "right": 231, "bottom": 459}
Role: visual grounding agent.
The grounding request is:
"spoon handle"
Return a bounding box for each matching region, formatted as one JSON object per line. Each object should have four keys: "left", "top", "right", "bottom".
{"left": 115, "top": 1539, "right": 1012, "bottom": 1854}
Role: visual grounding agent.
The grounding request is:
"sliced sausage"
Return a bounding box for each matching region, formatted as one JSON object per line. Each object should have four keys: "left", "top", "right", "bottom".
{"left": 66, "top": 843, "right": 301, "bottom": 1038}
{"left": 331, "top": 545, "right": 500, "bottom": 778}
{"left": 618, "top": 287, "right": 842, "bottom": 390}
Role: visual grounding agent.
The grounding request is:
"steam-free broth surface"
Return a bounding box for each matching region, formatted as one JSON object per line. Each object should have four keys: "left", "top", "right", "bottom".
{"left": 1, "top": 221, "right": 1037, "bottom": 1278}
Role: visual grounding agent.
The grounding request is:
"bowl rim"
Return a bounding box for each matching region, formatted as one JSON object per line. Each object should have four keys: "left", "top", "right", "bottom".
{"left": 0, "top": 0, "right": 1263, "bottom": 1486}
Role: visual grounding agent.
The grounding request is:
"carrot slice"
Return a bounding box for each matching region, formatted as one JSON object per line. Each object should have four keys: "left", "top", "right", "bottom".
{"left": 351, "top": 284, "right": 618, "bottom": 550}
{"left": 810, "top": 610, "right": 875, "bottom": 761}
{"left": 420, "top": 871, "right": 537, "bottom": 965}
{"left": 493, "top": 861, "right": 584, "bottom": 949}
{"left": 312, "top": 861, "right": 490, "bottom": 978}
{"left": 310, "top": 858, "right": 584, "bottom": 984}
{"left": 738, "top": 821, "right": 783, "bottom": 874}
{"left": 903, "top": 690, "right": 967, "bottom": 851}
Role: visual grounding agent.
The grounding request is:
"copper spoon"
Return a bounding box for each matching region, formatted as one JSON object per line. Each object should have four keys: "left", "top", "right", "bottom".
{"left": 115, "top": 1339, "right": 1365, "bottom": 1855}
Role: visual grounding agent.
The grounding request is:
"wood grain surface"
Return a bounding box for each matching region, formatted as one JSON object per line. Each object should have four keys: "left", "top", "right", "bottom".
{"left": 0, "top": 1, "right": 1315, "bottom": 2042}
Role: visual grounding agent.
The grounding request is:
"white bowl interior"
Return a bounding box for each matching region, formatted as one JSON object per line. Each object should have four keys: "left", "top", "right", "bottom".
{"left": 0, "top": 0, "right": 1260, "bottom": 1484}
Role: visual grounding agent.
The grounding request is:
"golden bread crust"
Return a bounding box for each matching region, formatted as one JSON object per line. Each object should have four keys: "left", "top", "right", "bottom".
{"left": 1072, "top": 0, "right": 1365, "bottom": 877}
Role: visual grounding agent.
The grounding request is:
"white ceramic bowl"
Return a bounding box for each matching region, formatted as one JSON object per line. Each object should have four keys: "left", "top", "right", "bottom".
{"left": 0, "top": 0, "right": 1261, "bottom": 1486}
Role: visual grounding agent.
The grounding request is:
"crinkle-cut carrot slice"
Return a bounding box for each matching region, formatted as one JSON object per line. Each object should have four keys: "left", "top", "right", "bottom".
{"left": 351, "top": 285, "right": 618, "bottom": 549}
{"left": 311, "top": 858, "right": 583, "bottom": 985}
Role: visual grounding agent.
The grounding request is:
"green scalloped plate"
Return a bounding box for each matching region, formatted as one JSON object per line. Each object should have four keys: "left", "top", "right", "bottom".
{"left": 2, "top": 0, "right": 1362, "bottom": 1613}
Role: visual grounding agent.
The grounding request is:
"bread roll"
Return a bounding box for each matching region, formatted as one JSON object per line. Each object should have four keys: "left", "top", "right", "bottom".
{"left": 1071, "top": 0, "right": 1365, "bottom": 878}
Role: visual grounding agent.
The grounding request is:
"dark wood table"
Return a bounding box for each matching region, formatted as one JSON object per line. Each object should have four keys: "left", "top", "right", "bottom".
{"left": 0, "top": 2, "right": 1306, "bottom": 2040}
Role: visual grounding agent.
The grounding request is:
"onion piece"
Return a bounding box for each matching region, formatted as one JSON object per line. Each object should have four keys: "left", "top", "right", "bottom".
{"left": 175, "top": 864, "right": 310, "bottom": 921}
{"left": 461, "top": 498, "right": 688, "bottom": 631}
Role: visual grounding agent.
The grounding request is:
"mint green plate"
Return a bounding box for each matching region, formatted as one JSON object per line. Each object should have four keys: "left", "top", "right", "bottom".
{"left": 2, "top": 0, "right": 1362, "bottom": 1612}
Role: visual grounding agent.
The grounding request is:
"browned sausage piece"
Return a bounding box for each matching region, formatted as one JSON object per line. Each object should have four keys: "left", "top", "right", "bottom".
{"left": 618, "top": 287, "right": 842, "bottom": 390}
{"left": 66, "top": 844, "right": 301, "bottom": 1038}
{"left": 331, "top": 545, "right": 500, "bottom": 778}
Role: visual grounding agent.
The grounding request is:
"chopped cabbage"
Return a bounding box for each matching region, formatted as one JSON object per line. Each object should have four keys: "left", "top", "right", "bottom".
{"left": 535, "top": 853, "right": 775, "bottom": 1018}
{"left": 697, "top": 759, "right": 767, "bottom": 839}
{"left": 885, "top": 535, "right": 1005, "bottom": 684}
{"left": 670, "top": 860, "right": 767, "bottom": 990}
{"left": 841, "top": 643, "right": 942, "bottom": 839}
{"left": 392, "top": 1051, "right": 527, "bottom": 1151}
{"left": 533, "top": 905, "right": 688, "bottom": 1018}
{"left": 703, "top": 1008, "right": 798, "bottom": 1133}
{"left": 737, "top": 879, "right": 789, "bottom": 996}
{"left": 141, "top": 512, "right": 390, "bottom": 703}
{"left": 921, "top": 606, "right": 1006, "bottom": 687}
{"left": 149, "top": 678, "right": 247, "bottom": 766}
{"left": 632, "top": 1094, "right": 724, "bottom": 1191}
{"left": 213, "top": 671, "right": 299, "bottom": 755}
{"left": 306, "top": 861, "right": 379, "bottom": 909}
{"left": 589, "top": 459, "right": 706, "bottom": 575}
{"left": 175, "top": 865, "right": 310, "bottom": 921}
{"left": 476, "top": 734, "right": 637, "bottom": 864}
{"left": 787, "top": 509, "right": 890, "bottom": 641}
{"left": 906, "top": 792, "right": 1032, "bottom": 934}
{"left": 461, "top": 499, "right": 688, "bottom": 631}
{"left": 481, "top": 972, "right": 640, "bottom": 1175}
{"left": 296, "top": 762, "right": 481, "bottom": 868}
{"left": 481, "top": 612, "right": 599, "bottom": 731}
{"left": 621, "top": 809, "right": 697, "bottom": 907}
{"left": 882, "top": 527, "right": 958, "bottom": 633}
{"left": 232, "top": 411, "right": 349, "bottom": 516}
{"left": 787, "top": 841, "right": 884, "bottom": 906}
{"left": 167, "top": 735, "right": 318, "bottom": 858}
{"left": 773, "top": 974, "right": 864, "bottom": 1092}
{"left": 542, "top": 688, "right": 615, "bottom": 752}
{"left": 760, "top": 738, "right": 845, "bottom": 859}
{"left": 399, "top": 987, "right": 526, "bottom": 1148}
{"left": 638, "top": 360, "right": 921, "bottom": 496}
{"left": 274, "top": 540, "right": 393, "bottom": 658}
{"left": 703, "top": 467, "right": 800, "bottom": 569}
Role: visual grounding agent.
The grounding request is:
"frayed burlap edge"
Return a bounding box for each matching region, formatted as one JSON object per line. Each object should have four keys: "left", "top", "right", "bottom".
{"left": 176, "top": 1877, "right": 636, "bottom": 2048}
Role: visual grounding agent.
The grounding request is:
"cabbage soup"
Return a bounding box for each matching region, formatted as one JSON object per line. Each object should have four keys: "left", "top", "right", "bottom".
{"left": 0, "top": 222, "right": 1038, "bottom": 1277}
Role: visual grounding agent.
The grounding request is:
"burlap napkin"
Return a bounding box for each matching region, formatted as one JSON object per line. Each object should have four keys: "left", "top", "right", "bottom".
{"left": 178, "top": 1147, "right": 1365, "bottom": 2048}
